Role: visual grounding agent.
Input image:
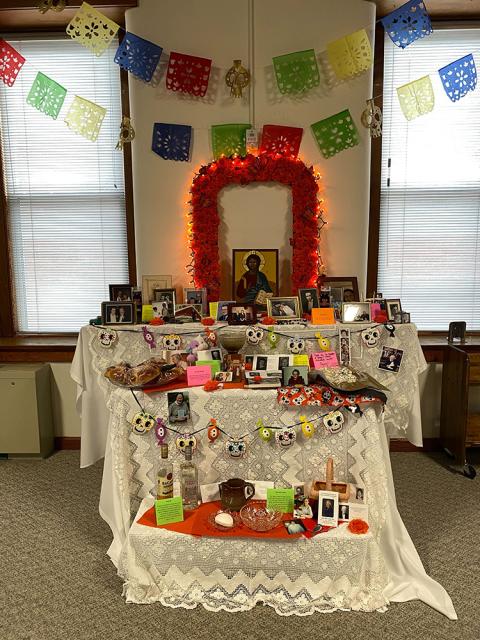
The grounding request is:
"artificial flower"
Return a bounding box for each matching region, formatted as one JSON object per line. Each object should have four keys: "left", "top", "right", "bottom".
{"left": 348, "top": 518, "right": 369, "bottom": 534}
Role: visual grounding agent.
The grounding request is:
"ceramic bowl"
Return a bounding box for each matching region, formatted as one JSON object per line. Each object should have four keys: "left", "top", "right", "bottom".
{"left": 217, "top": 327, "right": 246, "bottom": 354}
{"left": 240, "top": 500, "right": 283, "bottom": 532}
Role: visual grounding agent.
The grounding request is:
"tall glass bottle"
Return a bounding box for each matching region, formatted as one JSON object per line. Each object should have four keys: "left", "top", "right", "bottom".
{"left": 180, "top": 445, "right": 199, "bottom": 510}
{"left": 156, "top": 444, "right": 174, "bottom": 500}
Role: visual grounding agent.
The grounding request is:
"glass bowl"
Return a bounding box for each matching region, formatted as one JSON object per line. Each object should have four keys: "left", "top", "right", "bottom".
{"left": 240, "top": 500, "right": 283, "bottom": 532}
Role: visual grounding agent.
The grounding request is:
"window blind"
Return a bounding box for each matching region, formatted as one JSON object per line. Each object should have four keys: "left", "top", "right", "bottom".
{"left": 379, "top": 28, "right": 480, "bottom": 331}
{"left": 0, "top": 37, "right": 128, "bottom": 333}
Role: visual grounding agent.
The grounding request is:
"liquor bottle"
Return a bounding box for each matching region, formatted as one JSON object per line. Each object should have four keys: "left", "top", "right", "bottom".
{"left": 156, "top": 444, "right": 173, "bottom": 500}
{"left": 180, "top": 445, "right": 199, "bottom": 510}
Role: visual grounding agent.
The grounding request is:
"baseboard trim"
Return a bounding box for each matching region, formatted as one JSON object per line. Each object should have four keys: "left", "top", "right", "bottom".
{"left": 54, "top": 436, "right": 81, "bottom": 450}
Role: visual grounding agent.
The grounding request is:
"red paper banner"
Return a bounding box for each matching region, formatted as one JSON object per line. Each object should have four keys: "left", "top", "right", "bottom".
{"left": 0, "top": 39, "right": 26, "bottom": 87}
{"left": 260, "top": 124, "right": 303, "bottom": 158}
{"left": 166, "top": 51, "right": 212, "bottom": 97}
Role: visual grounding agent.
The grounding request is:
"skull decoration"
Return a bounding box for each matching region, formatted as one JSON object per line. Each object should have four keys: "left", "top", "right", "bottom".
{"left": 361, "top": 326, "right": 381, "bottom": 348}
{"left": 204, "top": 328, "right": 217, "bottom": 347}
{"left": 384, "top": 323, "right": 396, "bottom": 338}
{"left": 131, "top": 412, "right": 156, "bottom": 435}
{"left": 207, "top": 419, "right": 220, "bottom": 443}
{"left": 246, "top": 325, "right": 264, "bottom": 345}
{"left": 287, "top": 337, "right": 306, "bottom": 354}
{"left": 175, "top": 433, "right": 198, "bottom": 452}
{"left": 225, "top": 439, "right": 247, "bottom": 458}
{"left": 322, "top": 410, "right": 345, "bottom": 434}
{"left": 98, "top": 328, "right": 117, "bottom": 348}
{"left": 162, "top": 334, "right": 182, "bottom": 350}
{"left": 155, "top": 418, "right": 167, "bottom": 445}
{"left": 315, "top": 332, "right": 331, "bottom": 352}
{"left": 116, "top": 116, "right": 136, "bottom": 150}
{"left": 267, "top": 327, "right": 278, "bottom": 349}
{"left": 275, "top": 428, "right": 297, "bottom": 447}
{"left": 142, "top": 326, "right": 156, "bottom": 349}
{"left": 257, "top": 419, "right": 273, "bottom": 442}
{"left": 361, "top": 99, "right": 382, "bottom": 138}
{"left": 299, "top": 415, "right": 315, "bottom": 438}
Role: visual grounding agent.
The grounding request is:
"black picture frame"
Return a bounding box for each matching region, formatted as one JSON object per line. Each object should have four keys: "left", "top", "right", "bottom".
{"left": 101, "top": 301, "right": 135, "bottom": 325}
{"left": 227, "top": 303, "right": 257, "bottom": 325}
{"left": 109, "top": 284, "right": 133, "bottom": 302}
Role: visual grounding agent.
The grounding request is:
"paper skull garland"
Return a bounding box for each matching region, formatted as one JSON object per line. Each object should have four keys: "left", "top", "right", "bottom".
{"left": 162, "top": 334, "right": 183, "bottom": 350}
{"left": 225, "top": 439, "right": 247, "bottom": 458}
{"left": 204, "top": 328, "right": 217, "bottom": 347}
{"left": 207, "top": 418, "right": 220, "bottom": 443}
{"left": 155, "top": 417, "right": 168, "bottom": 445}
{"left": 361, "top": 99, "right": 382, "bottom": 138}
{"left": 275, "top": 427, "right": 297, "bottom": 447}
{"left": 256, "top": 419, "right": 273, "bottom": 442}
{"left": 131, "top": 412, "right": 156, "bottom": 435}
{"left": 315, "top": 332, "right": 331, "bottom": 352}
{"left": 361, "top": 326, "right": 382, "bottom": 348}
{"left": 98, "top": 328, "right": 118, "bottom": 348}
{"left": 225, "top": 59, "right": 251, "bottom": 98}
{"left": 299, "top": 415, "right": 315, "bottom": 438}
{"left": 175, "top": 433, "right": 198, "bottom": 453}
{"left": 246, "top": 325, "right": 264, "bottom": 345}
{"left": 322, "top": 410, "right": 345, "bottom": 434}
{"left": 267, "top": 326, "right": 278, "bottom": 349}
{"left": 287, "top": 337, "right": 306, "bottom": 354}
{"left": 142, "top": 326, "right": 156, "bottom": 349}
{"left": 116, "top": 116, "right": 135, "bottom": 150}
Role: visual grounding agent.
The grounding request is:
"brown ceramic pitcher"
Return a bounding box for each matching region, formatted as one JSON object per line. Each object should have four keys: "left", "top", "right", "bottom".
{"left": 219, "top": 478, "right": 255, "bottom": 511}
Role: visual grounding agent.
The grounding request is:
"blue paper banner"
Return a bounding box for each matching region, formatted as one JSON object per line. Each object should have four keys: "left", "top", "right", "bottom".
{"left": 381, "top": 0, "right": 432, "bottom": 49}
{"left": 439, "top": 54, "right": 477, "bottom": 102}
{"left": 114, "top": 32, "right": 162, "bottom": 83}
{"left": 152, "top": 123, "right": 192, "bottom": 162}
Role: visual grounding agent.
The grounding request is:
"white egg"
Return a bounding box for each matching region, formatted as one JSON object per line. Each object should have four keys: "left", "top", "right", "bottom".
{"left": 214, "top": 512, "right": 234, "bottom": 528}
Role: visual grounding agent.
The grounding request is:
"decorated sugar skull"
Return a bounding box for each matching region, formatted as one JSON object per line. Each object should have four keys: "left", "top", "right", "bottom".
{"left": 207, "top": 419, "right": 220, "bottom": 443}
{"left": 155, "top": 417, "right": 167, "bottom": 445}
{"left": 246, "top": 325, "right": 264, "bottom": 345}
{"left": 225, "top": 439, "right": 247, "bottom": 458}
{"left": 142, "top": 326, "right": 156, "bottom": 349}
{"left": 323, "top": 410, "right": 345, "bottom": 434}
{"left": 292, "top": 395, "right": 305, "bottom": 406}
{"left": 332, "top": 395, "right": 344, "bottom": 407}
{"left": 175, "top": 433, "right": 198, "bottom": 452}
{"left": 304, "top": 386, "right": 315, "bottom": 397}
{"left": 275, "top": 427, "right": 297, "bottom": 447}
{"left": 287, "top": 337, "right": 305, "bottom": 354}
{"left": 315, "top": 332, "right": 331, "bottom": 352}
{"left": 267, "top": 326, "right": 278, "bottom": 348}
{"left": 162, "top": 334, "right": 182, "bottom": 350}
{"left": 98, "top": 328, "right": 117, "bottom": 348}
{"left": 300, "top": 415, "right": 315, "bottom": 438}
{"left": 131, "top": 412, "right": 156, "bottom": 435}
{"left": 361, "top": 326, "right": 381, "bottom": 348}
{"left": 321, "top": 388, "right": 333, "bottom": 402}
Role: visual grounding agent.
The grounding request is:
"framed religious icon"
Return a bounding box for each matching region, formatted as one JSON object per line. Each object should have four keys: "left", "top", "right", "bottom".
{"left": 267, "top": 296, "right": 300, "bottom": 319}
{"left": 232, "top": 249, "right": 278, "bottom": 305}
{"left": 142, "top": 275, "right": 173, "bottom": 303}
{"left": 322, "top": 277, "right": 359, "bottom": 303}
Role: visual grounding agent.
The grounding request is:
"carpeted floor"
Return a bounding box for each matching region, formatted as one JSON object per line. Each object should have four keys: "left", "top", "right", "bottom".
{"left": 1, "top": 450, "right": 479, "bottom": 640}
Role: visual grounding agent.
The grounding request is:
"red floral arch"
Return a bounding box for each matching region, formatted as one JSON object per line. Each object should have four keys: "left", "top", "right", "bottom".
{"left": 187, "top": 153, "right": 325, "bottom": 302}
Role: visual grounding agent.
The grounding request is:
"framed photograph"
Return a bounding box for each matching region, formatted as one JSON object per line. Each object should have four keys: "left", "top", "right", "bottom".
{"left": 401, "top": 312, "right": 411, "bottom": 324}
{"left": 153, "top": 288, "right": 176, "bottom": 320}
{"left": 298, "top": 288, "right": 319, "bottom": 315}
{"left": 174, "top": 303, "right": 202, "bottom": 322}
{"left": 318, "top": 490, "right": 339, "bottom": 527}
{"left": 109, "top": 284, "right": 133, "bottom": 302}
{"left": 224, "top": 354, "right": 244, "bottom": 381}
{"left": 342, "top": 302, "right": 371, "bottom": 323}
{"left": 167, "top": 391, "right": 191, "bottom": 424}
{"left": 215, "top": 371, "right": 233, "bottom": 382}
{"left": 101, "top": 301, "right": 134, "bottom": 325}
{"left": 255, "top": 355, "right": 268, "bottom": 370}
{"left": 338, "top": 503, "right": 350, "bottom": 522}
{"left": 319, "top": 287, "right": 331, "bottom": 308}
{"left": 448, "top": 321, "right": 466, "bottom": 343}
{"left": 232, "top": 249, "right": 279, "bottom": 304}
{"left": 216, "top": 300, "right": 236, "bottom": 322}
{"left": 142, "top": 275, "right": 173, "bottom": 303}
{"left": 183, "top": 288, "right": 208, "bottom": 314}
{"left": 278, "top": 355, "right": 292, "bottom": 370}
{"left": 378, "top": 346, "right": 404, "bottom": 374}
{"left": 338, "top": 327, "right": 351, "bottom": 366}
{"left": 322, "top": 277, "right": 359, "bottom": 302}
{"left": 351, "top": 484, "right": 366, "bottom": 504}
{"left": 386, "top": 299, "right": 402, "bottom": 322}
{"left": 267, "top": 296, "right": 300, "bottom": 319}
{"left": 227, "top": 303, "right": 256, "bottom": 325}
{"left": 282, "top": 365, "right": 308, "bottom": 387}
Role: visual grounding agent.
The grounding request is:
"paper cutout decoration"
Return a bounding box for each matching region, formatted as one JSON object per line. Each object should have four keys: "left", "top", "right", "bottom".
{"left": 152, "top": 123, "right": 192, "bottom": 162}
{"left": 259, "top": 124, "right": 303, "bottom": 158}
{"left": 38, "top": 0, "right": 66, "bottom": 13}
{"left": 66, "top": 2, "right": 120, "bottom": 56}
{"left": 64, "top": 95, "right": 106, "bottom": 141}
{"left": 114, "top": 32, "right": 162, "bottom": 83}
{"left": 361, "top": 99, "right": 383, "bottom": 138}
{"left": 327, "top": 29, "right": 373, "bottom": 80}
{"left": 273, "top": 49, "right": 320, "bottom": 94}
{"left": 26, "top": 72, "right": 67, "bottom": 120}
{"left": 311, "top": 109, "right": 360, "bottom": 159}
{"left": 211, "top": 123, "right": 251, "bottom": 159}
{"left": 397, "top": 75, "right": 434, "bottom": 120}
{"left": 225, "top": 59, "right": 250, "bottom": 98}
{"left": 381, "top": 0, "right": 432, "bottom": 49}
{"left": 155, "top": 418, "right": 167, "bottom": 445}
{"left": 116, "top": 116, "right": 135, "bottom": 150}
{"left": 0, "top": 39, "right": 26, "bottom": 87}
{"left": 166, "top": 51, "right": 212, "bottom": 97}
{"left": 439, "top": 54, "right": 477, "bottom": 103}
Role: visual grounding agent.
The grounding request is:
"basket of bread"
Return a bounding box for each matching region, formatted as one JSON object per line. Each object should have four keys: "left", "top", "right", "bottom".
{"left": 103, "top": 357, "right": 184, "bottom": 389}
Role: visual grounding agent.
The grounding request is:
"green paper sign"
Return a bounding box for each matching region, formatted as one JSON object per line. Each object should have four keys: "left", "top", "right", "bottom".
{"left": 26, "top": 71, "right": 67, "bottom": 120}
{"left": 273, "top": 49, "right": 320, "bottom": 95}
{"left": 266, "top": 488, "right": 294, "bottom": 514}
{"left": 311, "top": 109, "right": 360, "bottom": 159}
{"left": 155, "top": 496, "right": 184, "bottom": 526}
{"left": 211, "top": 123, "right": 251, "bottom": 159}
{"left": 196, "top": 360, "right": 221, "bottom": 376}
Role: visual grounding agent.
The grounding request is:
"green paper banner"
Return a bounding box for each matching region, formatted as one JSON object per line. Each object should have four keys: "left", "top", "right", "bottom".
{"left": 311, "top": 109, "right": 359, "bottom": 159}
{"left": 26, "top": 72, "right": 67, "bottom": 120}
{"left": 273, "top": 49, "right": 320, "bottom": 95}
{"left": 211, "top": 123, "right": 251, "bottom": 159}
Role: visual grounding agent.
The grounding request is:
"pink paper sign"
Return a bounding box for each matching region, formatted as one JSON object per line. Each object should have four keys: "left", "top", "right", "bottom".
{"left": 310, "top": 351, "right": 339, "bottom": 368}
{"left": 187, "top": 365, "right": 212, "bottom": 387}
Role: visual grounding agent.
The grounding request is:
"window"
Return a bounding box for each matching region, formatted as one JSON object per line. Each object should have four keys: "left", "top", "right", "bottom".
{"left": 0, "top": 36, "right": 129, "bottom": 332}
{"left": 378, "top": 28, "right": 480, "bottom": 330}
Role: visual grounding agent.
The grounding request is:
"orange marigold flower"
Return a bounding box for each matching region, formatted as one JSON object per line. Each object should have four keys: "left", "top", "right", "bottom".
{"left": 348, "top": 518, "right": 369, "bottom": 534}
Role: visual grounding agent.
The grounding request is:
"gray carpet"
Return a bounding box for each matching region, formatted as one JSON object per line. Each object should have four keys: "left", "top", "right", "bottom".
{"left": 1, "top": 451, "right": 479, "bottom": 640}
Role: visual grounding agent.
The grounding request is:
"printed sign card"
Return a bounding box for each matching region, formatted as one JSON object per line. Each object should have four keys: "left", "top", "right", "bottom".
{"left": 310, "top": 351, "right": 339, "bottom": 368}
{"left": 187, "top": 365, "right": 212, "bottom": 386}
{"left": 311, "top": 308, "right": 336, "bottom": 325}
{"left": 154, "top": 496, "right": 184, "bottom": 526}
{"left": 266, "top": 487, "right": 294, "bottom": 513}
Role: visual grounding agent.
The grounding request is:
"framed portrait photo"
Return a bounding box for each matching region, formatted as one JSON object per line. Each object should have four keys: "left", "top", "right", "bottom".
{"left": 227, "top": 303, "right": 257, "bottom": 325}
{"left": 183, "top": 288, "right": 208, "bottom": 314}
{"left": 142, "top": 275, "right": 173, "bottom": 304}
{"left": 318, "top": 490, "right": 339, "bottom": 527}
{"left": 216, "top": 300, "right": 235, "bottom": 322}
{"left": 109, "top": 284, "right": 133, "bottom": 302}
{"left": 322, "top": 277, "right": 359, "bottom": 303}
{"left": 267, "top": 296, "right": 300, "bottom": 319}
{"left": 342, "top": 302, "right": 371, "bottom": 323}
{"left": 101, "top": 301, "right": 135, "bottom": 325}
{"left": 298, "top": 288, "right": 319, "bottom": 315}
{"left": 152, "top": 288, "right": 176, "bottom": 320}
{"left": 386, "top": 299, "right": 402, "bottom": 322}
{"left": 232, "top": 249, "right": 278, "bottom": 305}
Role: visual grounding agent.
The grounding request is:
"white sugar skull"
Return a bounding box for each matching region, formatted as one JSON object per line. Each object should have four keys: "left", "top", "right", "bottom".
{"left": 323, "top": 410, "right": 345, "bottom": 434}
{"left": 98, "top": 329, "right": 117, "bottom": 348}
{"left": 361, "top": 326, "right": 381, "bottom": 348}
{"left": 275, "top": 428, "right": 296, "bottom": 447}
{"left": 279, "top": 396, "right": 291, "bottom": 405}
{"left": 332, "top": 395, "right": 344, "bottom": 407}
{"left": 304, "top": 386, "right": 315, "bottom": 397}
{"left": 287, "top": 337, "right": 305, "bottom": 354}
{"left": 131, "top": 412, "right": 156, "bottom": 435}
{"left": 175, "top": 433, "right": 197, "bottom": 452}
{"left": 361, "top": 100, "right": 383, "bottom": 138}
{"left": 293, "top": 395, "right": 305, "bottom": 406}
{"left": 225, "top": 439, "right": 247, "bottom": 458}
{"left": 162, "top": 334, "right": 182, "bottom": 350}
{"left": 245, "top": 325, "right": 264, "bottom": 345}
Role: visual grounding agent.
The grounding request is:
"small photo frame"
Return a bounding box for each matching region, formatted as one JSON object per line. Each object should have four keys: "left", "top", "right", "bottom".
{"left": 102, "top": 301, "right": 135, "bottom": 325}
{"left": 142, "top": 275, "right": 173, "bottom": 304}
{"left": 109, "top": 284, "right": 133, "bottom": 302}
{"left": 351, "top": 484, "right": 366, "bottom": 504}
{"left": 293, "top": 496, "right": 313, "bottom": 519}
{"left": 322, "top": 277, "right": 359, "bottom": 302}
{"left": 167, "top": 391, "right": 191, "bottom": 423}
{"left": 153, "top": 289, "right": 176, "bottom": 320}
{"left": 298, "top": 288, "right": 319, "bottom": 315}
{"left": 278, "top": 355, "right": 292, "bottom": 370}
{"left": 378, "top": 346, "right": 404, "bottom": 374}
{"left": 215, "top": 371, "right": 233, "bottom": 382}
{"left": 319, "top": 287, "right": 331, "bottom": 308}
{"left": 284, "top": 519, "right": 307, "bottom": 535}
{"left": 267, "top": 297, "right": 300, "bottom": 319}
{"left": 255, "top": 355, "right": 268, "bottom": 370}
{"left": 283, "top": 365, "right": 308, "bottom": 387}
{"left": 224, "top": 354, "right": 244, "bottom": 381}
{"left": 401, "top": 312, "right": 411, "bottom": 324}
{"left": 342, "top": 302, "right": 371, "bottom": 323}
{"left": 339, "top": 327, "right": 351, "bottom": 366}
{"left": 338, "top": 503, "right": 350, "bottom": 522}
{"left": 227, "top": 303, "right": 256, "bottom": 325}
{"left": 183, "top": 288, "right": 208, "bottom": 315}
{"left": 386, "top": 299, "right": 402, "bottom": 322}
{"left": 174, "top": 303, "right": 202, "bottom": 322}
{"left": 448, "top": 321, "right": 466, "bottom": 343}
{"left": 217, "top": 300, "right": 236, "bottom": 322}
{"left": 318, "top": 490, "right": 339, "bottom": 527}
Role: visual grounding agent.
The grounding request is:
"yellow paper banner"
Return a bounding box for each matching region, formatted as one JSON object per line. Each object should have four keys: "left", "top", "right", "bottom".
{"left": 64, "top": 95, "right": 106, "bottom": 141}
{"left": 327, "top": 29, "right": 373, "bottom": 80}
{"left": 397, "top": 75, "right": 435, "bottom": 120}
{"left": 66, "top": 2, "right": 119, "bottom": 56}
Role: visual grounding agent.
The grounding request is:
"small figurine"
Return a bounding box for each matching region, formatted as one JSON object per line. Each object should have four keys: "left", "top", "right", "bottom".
{"left": 116, "top": 116, "right": 136, "bottom": 150}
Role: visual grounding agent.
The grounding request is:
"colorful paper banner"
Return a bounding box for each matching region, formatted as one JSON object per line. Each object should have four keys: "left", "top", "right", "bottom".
{"left": 273, "top": 49, "right": 320, "bottom": 95}
{"left": 27, "top": 72, "right": 67, "bottom": 120}
{"left": 211, "top": 123, "right": 251, "bottom": 159}
{"left": 114, "top": 32, "right": 163, "bottom": 83}
{"left": 166, "top": 51, "right": 212, "bottom": 97}
{"left": 259, "top": 124, "right": 303, "bottom": 158}
{"left": 66, "top": 2, "right": 120, "bottom": 56}
{"left": 327, "top": 29, "right": 373, "bottom": 80}
{"left": 311, "top": 110, "right": 360, "bottom": 159}
{"left": 397, "top": 75, "right": 435, "bottom": 120}
{"left": 0, "top": 39, "right": 25, "bottom": 87}
{"left": 381, "top": 0, "right": 432, "bottom": 49}
{"left": 152, "top": 123, "right": 192, "bottom": 161}
{"left": 439, "top": 54, "right": 477, "bottom": 103}
{"left": 64, "top": 95, "right": 106, "bottom": 141}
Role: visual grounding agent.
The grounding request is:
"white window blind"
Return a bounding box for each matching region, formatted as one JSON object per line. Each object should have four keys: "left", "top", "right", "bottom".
{"left": 379, "top": 28, "right": 480, "bottom": 331}
{"left": 0, "top": 37, "right": 128, "bottom": 333}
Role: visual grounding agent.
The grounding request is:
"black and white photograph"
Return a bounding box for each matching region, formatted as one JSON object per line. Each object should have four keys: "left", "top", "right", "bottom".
{"left": 282, "top": 365, "right": 308, "bottom": 387}
{"left": 153, "top": 288, "right": 176, "bottom": 320}
{"left": 184, "top": 288, "right": 208, "bottom": 314}
{"left": 378, "top": 346, "right": 404, "bottom": 374}
{"left": 109, "top": 284, "right": 133, "bottom": 302}
{"left": 298, "top": 288, "right": 319, "bottom": 315}
{"left": 342, "top": 302, "right": 371, "bottom": 323}
{"left": 244, "top": 355, "right": 254, "bottom": 368}
{"left": 338, "top": 327, "right": 351, "bottom": 366}
{"left": 351, "top": 485, "right": 366, "bottom": 504}
{"left": 318, "top": 490, "right": 339, "bottom": 527}
{"left": 227, "top": 303, "right": 256, "bottom": 325}
{"left": 214, "top": 371, "right": 233, "bottom": 383}
{"left": 102, "top": 301, "right": 134, "bottom": 325}
{"left": 386, "top": 299, "right": 402, "bottom": 322}
{"left": 401, "top": 312, "right": 411, "bottom": 324}
{"left": 319, "top": 287, "right": 331, "bottom": 308}
{"left": 267, "top": 296, "right": 300, "bottom": 318}
{"left": 338, "top": 503, "right": 350, "bottom": 521}
{"left": 255, "top": 355, "right": 268, "bottom": 370}
{"left": 211, "top": 348, "right": 222, "bottom": 361}
{"left": 278, "top": 355, "right": 292, "bottom": 370}
{"left": 284, "top": 519, "right": 307, "bottom": 535}
{"left": 216, "top": 301, "right": 235, "bottom": 322}
{"left": 167, "top": 391, "right": 191, "bottom": 423}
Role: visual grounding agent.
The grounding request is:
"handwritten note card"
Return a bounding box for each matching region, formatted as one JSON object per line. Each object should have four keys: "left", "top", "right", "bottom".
{"left": 310, "top": 351, "right": 339, "bottom": 368}
{"left": 187, "top": 365, "right": 212, "bottom": 387}
{"left": 266, "top": 488, "right": 294, "bottom": 513}
{"left": 311, "top": 308, "right": 336, "bottom": 325}
{"left": 155, "top": 496, "right": 184, "bottom": 526}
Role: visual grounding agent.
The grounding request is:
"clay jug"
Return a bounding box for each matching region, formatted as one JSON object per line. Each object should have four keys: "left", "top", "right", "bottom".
{"left": 219, "top": 478, "right": 255, "bottom": 511}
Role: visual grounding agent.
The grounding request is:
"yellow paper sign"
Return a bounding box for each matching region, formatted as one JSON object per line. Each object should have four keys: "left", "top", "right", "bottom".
{"left": 311, "top": 308, "right": 336, "bottom": 325}
{"left": 142, "top": 304, "right": 154, "bottom": 323}
{"left": 209, "top": 302, "right": 219, "bottom": 319}
{"left": 293, "top": 354, "right": 309, "bottom": 367}
{"left": 327, "top": 29, "right": 372, "bottom": 80}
